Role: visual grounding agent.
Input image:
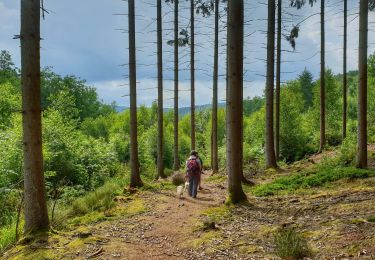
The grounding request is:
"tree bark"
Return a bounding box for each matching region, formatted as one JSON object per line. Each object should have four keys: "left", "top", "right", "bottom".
{"left": 174, "top": 0, "right": 180, "bottom": 171}
{"left": 265, "top": 0, "right": 277, "bottom": 169}
{"left": 21, "top": 0, "right": 49, "bottom": 234}
{"left": 275, "top": 0, "right": 282, "bottom": 160}
{"left": 357, "top": 0, "right": 368, "bottom": 168}
{"left": 157, "top": 0, "right": 166, "bottom": 178}
{"left": 342, "top": 0, "right": 347, "bottom": 140}
{"left": 128, "top": 0, "right": 142, "bottom": 187}
{"left": 190, "top": 0, "right": 196, "bottom": 151}
{"left": 211, "top": 0, "right": 219, "bottom": 173}
{"left": 227, "top": 0, "right": 247, "bottom": 204}
{"left": 319, "top": 0, "right": 326, "bottom": 152}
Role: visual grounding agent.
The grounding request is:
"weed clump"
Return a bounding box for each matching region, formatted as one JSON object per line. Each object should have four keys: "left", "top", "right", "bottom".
{"left": 273, "top": 227, "right": 311, "bottom": 260}
{"left": 171, "top": 173, "right": 185, "bottom": 186}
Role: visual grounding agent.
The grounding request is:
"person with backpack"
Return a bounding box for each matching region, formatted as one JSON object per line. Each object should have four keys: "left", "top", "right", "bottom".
{"left": 186, "top": 150, "right": 202, "bottom": 198}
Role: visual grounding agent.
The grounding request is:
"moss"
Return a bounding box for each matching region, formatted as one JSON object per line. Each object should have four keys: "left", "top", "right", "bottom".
{"left": 66, "top": 238, "right": 85, "bottom": 249}
{"left": 114, "top": 197, "right": 146, "bottom": 217}
{"left": 11, "top": 249, "right": 56, "bottom": 260}
{"left": 69, "top": 211, "right": 107, "bottom": 226}
{"left": 201, "top": 205, "right": 231, "bottom": 222}
{"left": 205, "top": 174, "right": 227, "bottom": 184}
{"left": 190, "top": 231, "right": 221, "bottom": 248}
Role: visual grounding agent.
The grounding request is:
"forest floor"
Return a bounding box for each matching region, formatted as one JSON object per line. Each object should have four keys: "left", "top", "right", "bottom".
{"left": 2, "top": 148, "right": 375, "bottom": 260}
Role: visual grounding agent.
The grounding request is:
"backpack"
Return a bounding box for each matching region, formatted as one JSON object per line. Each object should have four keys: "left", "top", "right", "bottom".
{"left": 187, "top": 158, "right": 200, "bottom": 175}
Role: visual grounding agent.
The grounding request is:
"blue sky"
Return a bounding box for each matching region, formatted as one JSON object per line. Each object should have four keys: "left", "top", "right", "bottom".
{"left": 0, "top": 0, "right": 374, "bottom": 107}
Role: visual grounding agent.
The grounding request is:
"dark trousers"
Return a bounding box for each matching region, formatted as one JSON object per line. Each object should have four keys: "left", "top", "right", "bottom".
{"left": 189, "top": 174, "right": 199, "bottom": 198}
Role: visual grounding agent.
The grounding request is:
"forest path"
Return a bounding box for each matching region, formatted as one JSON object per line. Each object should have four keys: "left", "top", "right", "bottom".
{"left": 65, "top": 171, "right": 227, "bottom": 260}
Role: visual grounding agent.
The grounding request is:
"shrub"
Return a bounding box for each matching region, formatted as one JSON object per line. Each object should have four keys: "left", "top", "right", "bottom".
{"left": 171, "top": 173, "right": 185, "bottom": 186}
{"left": 273, "top": 227, "right": 311, "bottom": 259}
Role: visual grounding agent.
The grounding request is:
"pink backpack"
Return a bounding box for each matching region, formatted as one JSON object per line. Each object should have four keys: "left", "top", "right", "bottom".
{"left": 187, "top": 158, "right": 200, "bottom": 175}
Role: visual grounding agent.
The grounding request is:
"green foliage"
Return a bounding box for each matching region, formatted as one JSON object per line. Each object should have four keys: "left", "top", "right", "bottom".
{"left": 298, "top": 69, "right": 314, "bottom": 109}
{"left": 0, "top": 83, "right": 21, "bottom": 129}
{"left": 273, "top": 227, "right": 311, "bottom": 260}
{"left": 243, "top": 96, "right": 264, "bottom": 116}
{"left": 253, "top": 165, "right": 375, "bottom": 197}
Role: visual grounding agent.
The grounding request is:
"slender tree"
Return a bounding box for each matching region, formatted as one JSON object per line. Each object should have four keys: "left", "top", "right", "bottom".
{"left": 128, "top": 0, "right": 143, "bottom": 187}
{"left": 265, "top": 0, "right": 278, "bottom": 168}
{"left": 21, "top": 0, "right": 49, "bottom": 234}
{"left": 211, "top": 0, "right": 219, "bottom": 173}
{"left": 357, "top": 0, "right": 368, "bottom": 168}
{"left": 190, "top": 0, "right": 196, "bottom": 151}
{"left": 342, "top": 0, "right": 347, "bottom": 140}
{"left": 174, "top": 0, "right": 180, "bottom": 171}
{"left": 157, "top": 0, "right": 166, "bottom": 178}
{"left": 227, "top": 0, "right": 247, "bottom": 204}
{"left": 275, "top": 0, "right": 282, "bottom": 160}
{"left": 290, "top": 0, "right": 326, "bottom": 152}
{"left": 319, "top": 0, "right": 326, "bottom": 152}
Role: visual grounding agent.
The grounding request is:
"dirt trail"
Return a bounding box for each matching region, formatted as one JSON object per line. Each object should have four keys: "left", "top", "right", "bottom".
{"left": 65, "top": 172, "right": 227, "bottom": 260}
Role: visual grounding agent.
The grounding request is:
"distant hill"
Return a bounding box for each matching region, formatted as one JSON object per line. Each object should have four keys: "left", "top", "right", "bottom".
{"left": 115, "top": 103, "right": 225, "bottom": 115}
{"left": 115, "top": 106, "right": 129, "bottom": 113}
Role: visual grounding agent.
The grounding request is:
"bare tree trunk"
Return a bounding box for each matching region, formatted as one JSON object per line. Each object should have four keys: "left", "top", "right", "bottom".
{"left": 157, "top": 0, "right": 166, "bottom": 178}
{"left": 211, "top": 0, "right": 219, "bottom": 173}
{"left": 174, "top": 0, "right": 180, "bottom": 171}
{"left": 227, "top": 0, "right": 247, "bottom": 204}
{"left": 190, "top": 0, "right": 196, "bottom": 151}
{"left": 357, "top": 0, "right": 368, "bottom": 168}
{"left": 319, "top": 0, "right": 326, "bottom": 152}
{"left": 265, "top": 0, "right": 277, "bottom": 169}
{"left": 275, "top": 0, "right": 282, "bottom": 160}
{"left": 128, "top": 0, "right": 142, "bottom": 187}
{"left": 342, "top": 0, "right": 347, "bottom": 140}
{"left": 21, "top": 0, "right": 49, "bottom": 234}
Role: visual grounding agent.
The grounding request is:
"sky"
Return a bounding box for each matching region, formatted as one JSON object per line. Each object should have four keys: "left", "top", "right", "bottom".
{"left": 0, "top": 0, "right": 374, "bottom": 107}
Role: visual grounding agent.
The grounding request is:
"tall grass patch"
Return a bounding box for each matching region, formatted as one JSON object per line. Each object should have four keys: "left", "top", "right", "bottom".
{"left": 273, "top": 227, "right": 311, "bottom": 259}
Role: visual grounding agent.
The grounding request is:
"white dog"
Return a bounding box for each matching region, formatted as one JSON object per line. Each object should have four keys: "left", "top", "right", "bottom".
{"left": 177, "top": 181, "right": 190, "bottom": 198}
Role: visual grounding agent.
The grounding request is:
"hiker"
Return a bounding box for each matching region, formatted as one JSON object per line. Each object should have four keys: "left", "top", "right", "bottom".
{"left": 186, "top": 150, "right": 202, "bottom": 198}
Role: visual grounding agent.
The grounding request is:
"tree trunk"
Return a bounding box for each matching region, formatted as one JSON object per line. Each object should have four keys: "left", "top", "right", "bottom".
{"left": 211, "top": 0, "right": 219, "bottom": 173}
{"left": 173, "top": 0, "right": 180, "bottom": 171}
{"left": 174, "top": 0, "right": 180, "bottom": 171}
{"left": 227, "top": 0, "right": 247, "bottom": 204}
{"left": 190, "top": 0, "right": 196, "bottom": 151}
{"left": 157, "top": 0, "right": 166, "bottom": 178}
{"left": 275, "top": 0, "right": 282, "bottom": 160}
{"left": 128, "top": 0, "right": 142, "bottom": 187}
{"left": 21, "top": 0, "right": 49, "bottom": 234}
{"left": 357, "top": 0, "right": 368, "bottom": 168}
{"left": 342, "top": 0, "right": 347, "bottom": 140}
{"left": 319, "top": 0, "right": 326, "bottom": 152}
{"left": 265, "top": 0, "right": 277, "bottom": 169}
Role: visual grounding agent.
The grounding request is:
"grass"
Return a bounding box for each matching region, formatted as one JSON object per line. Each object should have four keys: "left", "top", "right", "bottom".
{"left": 367, "top": 216, "right": 375, "bottom": 222}
{"left": 0, "top": 220, "right": 23, "bottom": 253}
{"left": 273, "top": 227, "right": 311, "bottom": 260}
{"left": 253, "top": 165, "right": 375, "bottom": 197}
{"left": 69, "top": 181, "right": 120, "bottom": 217}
